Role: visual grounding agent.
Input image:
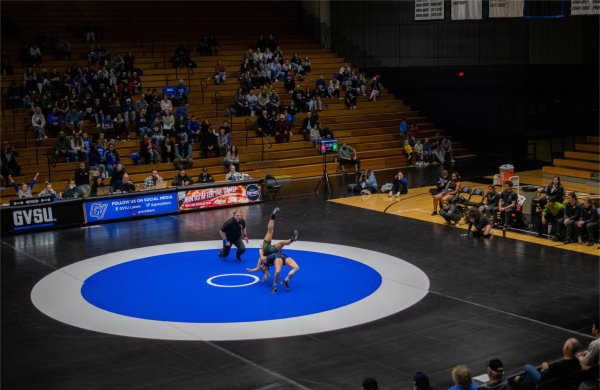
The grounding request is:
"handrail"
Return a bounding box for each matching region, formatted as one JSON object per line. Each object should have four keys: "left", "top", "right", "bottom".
{"left": 186, "top": 67, "right": 193, "bottom": 95}
{"left": 200, "top": 79, "right": 208, "bottom": 105}
{"left": 244, "top": 118, "right": 250, "bottom": 147}
{"left": 46, "top": 149, "right": 56, "bottom": 182}
{"left": 320, "top": 23, "right": 331, "bottom": 49}
{"left": 12, "top": 108, "right": 17, "bottom": 133}
{"left": 214, "top": 91, "right": 222, "bottom": 118}
{"left": 162, "top": 44, "right": 167, "bottom": 71}
{"left": 261, "top": 134, "right": 272, "bottom": 163}
{"left": 23, "top": 124, "right": 29, "bottom": 148}
{"left": 34, "top": 137, "right": 41, "bottom": 166}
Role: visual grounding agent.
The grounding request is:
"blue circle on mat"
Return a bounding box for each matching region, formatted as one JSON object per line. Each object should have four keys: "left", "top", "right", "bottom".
{"left": 81, "top": 249, "right": 382, "bottom": 323}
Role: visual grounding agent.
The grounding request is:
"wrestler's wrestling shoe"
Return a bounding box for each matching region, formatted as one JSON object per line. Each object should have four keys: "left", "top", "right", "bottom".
{"left": 271, "top": 285, "right": 278, "bottom": 293}
{"left": 282, "top": 279, "right": 290, "bottom": 290}
{"left": 271, "top": 207, "right": 280, "bottom": 219}
{"left": 290, "top": 229, "right": 299, "bottom": 242}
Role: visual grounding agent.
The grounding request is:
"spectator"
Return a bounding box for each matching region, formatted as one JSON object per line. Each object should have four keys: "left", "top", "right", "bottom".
{"left": 1, "top": 142, "right": 21, "bottom": 177}
{"left": 439, "top": 199, "right": 462, "bottom": 225}
{"left": 113, "top": 113, "right": 127, "bottom": 142}
{"left": 519, "top": 338, "right": 581, "bottom": 388}
{"left": 368, "top": 75, "right": 383, "bottom": 102}
{"left": 274, "top": 114, "right": 291, "bottom": 143}
{"left": 345, "top": 87, "right": 358, "bottom": 109}
{"left": 224, "top": 145, "right": 241, "bottom": 172}
{"left": 432, "top": 172, "right": 461, "bottom": 216}
{"left": 414, "top": 139, "right": 425, "bottom": 167}
{"left": 225, "top": 164, "right": 243, "bottom": 181}
{"left": 173, "top": 168, "right": 194, "bottom": 186}
{"left": 577, "top": 197, "right": 598, "bottom": 246}
{"left": 173, "top": 80, "right": 188, "bottom": 106}
{"left": 214, "top": 60, "right": 227, "bottom": 84}
{"left": 161, "top": 136, "right": 176, "bottom": 164}
{"left": 413, "top": 371, "right": 433, "bottom": 390}
{"left": 301, "top": 112, "right": 317, "bottom": 143}
{"left": 329, "top": 75, "right": 340, "bottom": 99}
{"left": 54, "top": 37, "right": 71, "bottom": 60}
{"left": 555, "top": 191, "right": 581, "bottom": 244}
{"left": 404, "top": 140, "right": 414, "bottom": 165}
{"left": 46, "top": 107, "right": 62, "bottom": 136}
{"left": 449, "top": 365, "right": 477, "bottom": 390}
{"left": 70, "top": 133, "right": 87, "bottom": 162}
{"left": 476, "top": 358, "right": 509, "bottom": 390}
{"left": 62, "top": 179, "right": 83, "bottom": 199}
{"left": 422, "top": 138, "right": 433, "bottom": 164}
{"left": 361, "top": 377, "right": 378, "bottom": 390}
{"left": 577, "top": 321, "right": 599, "bottom": 390}
{"left": 162, "top": 110, "right": 175, "bottom": 139}
{"left": 160, "top": 95, "right": 173, "bottom": 115}
{"left": 197, "top": 167, "right": 215, "bottom": 183}
{"left": 54, "top": 131, "right": 71, "bottom": 162}
{"left": 498, "top": 180, "right": 518, "bottom": 227}
{"left": 201, "top": 128, "right": 219, "bottom": 158}
{"left": 38, "top": 181, "right": 60, "bottom": 200}
{"left": 74, "top": 162, "right": 91, "bottom": 196}
{"left": 32, "top": 106, "right": 47, "bottom": 140}
{"left": 140, "top": 134, "right": 159, "bottom": 164}
{"left": 533, "top": 176, "right": 565, "bottom": 213}
{"left": 65, "top": 107, "right": 84, "bottom": 135}
{"left": 337, "top": 141, "right": 359, "bottom": 173}
{"left": 101, "top": 113, "right": 115, "bottom": 140}
{"left": 143, "top": 169, "right": 164, "bottom": 190}
{"left": 389, "top": 170, "right": 408, "bottom": 197}
{"left": 187, "top": 115, "right": 201, "bottom": 144}
{"left": 6, "top": 81, "right": 23, "bottom": 108}
{"left": 175, "top": 114, "right": 189, "bottom": 142}
{"left": 113, "top": 173, "right": 136, "bottom": 193}
{"left": 302, "top": 56, "right": 312, "bottom": 74}
{"left": 8, "top": 172, "right": 39, "bottom": 199}
{"left": 174, "top": 138, "right": 193, "bottom": 169}
{"left": 463, "top": 209, "right": 493, "bottom": 238}
{"left": 408, "top": 123, "right": 419, "bottom": 145}
{"left": 136, "top": 108, "right": 151, "bottom": 140}
{"left": 234, "top": 88, "right": 250, "bottom": 116}
{"left": 399, "top": 117, "right": 409, "bottom": 145}
{"left": 441, "top": 137, "right": 455, "bottom": 163}
{"left": 217, "top": 128, "right": 230, "bottom": 155}
{"left": 257, "top": 109, "right": 272, "bottom": 137}
{"left": 104, "top": 143, "right": 120, "bottom": 176}
{"left": 121, "top": 97, "right": 136, "bottom": 125}
{"left": 480, "top": 184, "right": 500, "bottom": 221}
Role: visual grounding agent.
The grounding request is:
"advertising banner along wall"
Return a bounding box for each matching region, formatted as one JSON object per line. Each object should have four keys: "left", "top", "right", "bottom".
{"left": 178, "top": 183, "right": 262, "bottom": 211}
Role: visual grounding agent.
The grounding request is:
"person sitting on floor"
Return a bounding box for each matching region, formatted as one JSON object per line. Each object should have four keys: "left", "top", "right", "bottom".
{"left": 358, "top": 169, "right": 378, "bottom": 195}
{"left": 389, "top": 170, "right": 408, "bottom": 197}
{"left": 463, "top": 209, "right": 493, "bottom": 239}
{"left": 439, "top": 199, "right": 462, "bottom": 226}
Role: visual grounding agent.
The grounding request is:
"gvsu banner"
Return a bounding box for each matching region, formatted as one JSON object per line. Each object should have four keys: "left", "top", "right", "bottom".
{"left": 178, "top": 183, "right": 262, "bottom": 211}
{"left": 571, "top": 0, "right": 600, "bottom": 15}
{"left": 1, "top": 199, "right": 84, "bottom": 234}
{"left": 489, "top": 0, "right": 524, "bottom": 18}
{"left": 452, "top": 0, "right": 482, "bottom": 20}
{"left": 415, "top": 0, "right": 444, "bottom": 20}
{"left": 85, "top": 192, "right": 179, "bottom": 222}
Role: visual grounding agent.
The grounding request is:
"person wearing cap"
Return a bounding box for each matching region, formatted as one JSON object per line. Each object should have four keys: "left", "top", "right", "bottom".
{"left": 477, "top": 358, "right": 510, "bottom": 390}
{"left": 413, "top": 371, "right": 433, "bottom": 390}
{"left": 197, "top": 167, "right": 214, "bottom": 183}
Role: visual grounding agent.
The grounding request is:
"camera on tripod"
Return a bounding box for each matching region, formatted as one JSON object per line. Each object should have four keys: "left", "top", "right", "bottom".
{"left": 318, "top": 139, "right": 338, "bottom": 154}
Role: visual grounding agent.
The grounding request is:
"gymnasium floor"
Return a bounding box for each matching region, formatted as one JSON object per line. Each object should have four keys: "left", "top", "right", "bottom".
{"left": 2, "top": 160, "right": 598, "bottom": 390}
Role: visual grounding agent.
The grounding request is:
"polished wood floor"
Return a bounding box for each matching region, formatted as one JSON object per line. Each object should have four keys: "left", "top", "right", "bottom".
{"left": 2, "top": 159, "right": 598, "bottom": 390}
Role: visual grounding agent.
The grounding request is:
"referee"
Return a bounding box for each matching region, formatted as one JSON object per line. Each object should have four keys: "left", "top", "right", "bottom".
{"left": 219, "top": 208, "right": 248, "bottom": 262}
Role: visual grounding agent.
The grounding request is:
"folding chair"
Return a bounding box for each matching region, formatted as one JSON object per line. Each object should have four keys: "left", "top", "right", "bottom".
{"left": 263, "top": 174, "right": 282, "bottom": 200}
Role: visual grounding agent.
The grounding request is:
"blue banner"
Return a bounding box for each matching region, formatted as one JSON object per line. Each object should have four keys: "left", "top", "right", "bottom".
{"left": 85, "top": 192, "right": 179, "bottom": 222}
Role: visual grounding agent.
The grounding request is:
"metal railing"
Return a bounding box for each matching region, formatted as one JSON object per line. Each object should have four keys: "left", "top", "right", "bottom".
{"left": 214, "top": 92, "right": 222, "bottom": 118}
{"left": 261, "top": 133, "right": 272, "bottom": 163}
{"left": 244, "top": 118, "right": 251, "bottom": 147}
{"left": 200, "top": 79, "right": 208, "bottom": 105}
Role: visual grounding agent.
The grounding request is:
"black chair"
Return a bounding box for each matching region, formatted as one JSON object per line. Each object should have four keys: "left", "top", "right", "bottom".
{"left": 263, "top": 174, "right": 282, "bottom": 200}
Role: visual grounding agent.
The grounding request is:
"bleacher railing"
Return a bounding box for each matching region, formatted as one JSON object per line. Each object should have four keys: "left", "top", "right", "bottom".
{"left": 214, "top": 92, "right": 222, "bottom": 119}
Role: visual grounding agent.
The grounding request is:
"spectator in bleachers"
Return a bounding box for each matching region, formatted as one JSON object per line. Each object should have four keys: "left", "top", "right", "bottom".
{"left": 328, "top": 75, "right": 341, "bottom": 99}
{"left": 399, "top": 117, "right": 409, "bottom": 145}
{"left": 175, "top": 114, "right": 189, "bottom": 142}
{"left": 1, "top": 142, "right": 21, "bottom": 178}
{"left": 71, "top": 133, "right": 87, "bottom": 162}
{"left": 441, "top": 136, "right": 455, "bottom": 163}
{"left": 65, "top": 107, "right": 84, "bottom": 135}
{"left": 476, "top": 358, "right": 509, "bottom": 390}
{"left": 361, "top": 377, "right": 378, "bottom": 390}
{"left": 315, "top": 75, "right": 328, "bottom": 97}
{"left": 263, "top": 47, "right": 273, "bottom": 63}
{"left": 257, "top": 35, "right": 267, "bottom": 52}
{"left": 345, "top": 87, "right": 358, "bottom": 109}
{"left": 404, "top": 140, "right": 414, "bottom": 165}
{"left": 6, "top": 81, "right": 23, "bottom": 108}
{"left": 87, "top": 44, "right": 98, "bottom": 64}
{"left": 197, "top": 167, "right": 214, "bottom": 183}
{"left": 368, "top": 75, "right": 383, "bottom": 102}
{"left": 143, "top": 169, "right": 164, "bottom": 190}
{"left": 412, "top": 371, "right": 433, "bottom": 390}
{"left": 301, "top": 112, "right": 317, "bottom": 143}
{"left": 53, "top": 37, "right": 71, "bottom": 60}
{"left": 187, "top": 115, "right": 201, "bottom": 144}
{"left": 196, "top": 36, "right": 211, "bottom": 56}
{"left": 174, "top": 138, "right": 193, "bottom": 169}
{"left": 62, "top": 179, "right": 84, "bottom": 199}
{"left": 257, "top": 109, "right": 272, "bottom": 137}
{"left": 555, "top": 191, "right": 581, "bottom": 244}
{"left": 539, "top": 196, "right": 564, "bottom": 238}
{"left": 136, "top": 108, "right": 151, "bottom": 140}
{"left": 432, "top": 171, "right": 461, "bottom": 216}
{"left": 414, "top": 139, "right": 425, "bottom": 167}
{"left": 123, "top": 51, "right": 135, "bottom": 72}
{"left": 235, "top": 88, "right": 250, "bottom": 116}
{"left": 38, "top": 181, "right": 60, "bottom": 200}
{"left": 449, "top": 365, "right": 476, "bottom": 390}
{"left": 292, "top": 85, "right": 306, "bottom": 112}
{"left": 307, "top": 88, "right": 322, "bottom": 112}
{"left": 161, "top": 136, "right": 176, "bottom": 164}
{"left": 218, "top": 128, "right": 230, "bottom": 155}
{"left": 113, "top": 113, "right": 127, "bottom": 142}
{"left": 224, "top": 145, "right": 240, "bottom": 172}
{"left": 408, "top": 123, "right": 419, "bottom": 146}
{"left": 274, "top": 114, "right": 291, "bottom": 143}
{"left": 29, "top": 43, "right": 42, "bottom": 66}
{"left": 104, "top": 143, "right": 120, "bottom": 177}
{"left": 519, "top": 338, "right": 581, "bottom": 388}
{"left": 101, "top": 114, "right": 115, "bottom": 140}
{"left": 162, "top": 110, "right": 175, "bottom": 139}
{"left": 257, "top": 88, "right": 271, "bottom": 113}
{"left": 577, "top": 197, "right": 598, "bottom": 246}
{"left": 302, "top": 56, "right": 312, "bottom": 74}
{"left": 47, "top": 107, "right": 62, "bottom": 136}
{"left": 268, "top": 60, "right": 284, "bottom": 82}
{"left": 121, "top": 97, "right": 136, "bottom": 125}
{"left": 201, "top": 128, "right": 220, "bottom": 158}
{"left": 8, "top": 172, "right": 38, "bottom": 199}
{"left": 32, "top": 106, "right": 47, "bottom": 140}
{"left": 90, "top": 176, "right": 106, "bottom": 196}
{"left": 214, "top": 60, "right": 227, "bottom": 84}
{"left": 173, "top": 80, "right": 189, "bottom": 107}
{"left": 140, "top": 134, "right": 159, "bottom": 164}
{"left": 74, "top": 162, "right": 91, "bottom": 196}
{"left": 337, "top": 142, "right": 359, "bottom": 173}
{"left": 160, "top": 95, "right": 173, "bottom": 116}
{"left": 54, "top": 131, "right": 71, "bottom": 162}
{"left": 284, "top": 72, "right": 296, "bottom": 93}
{"left": 207, "top": 34, "right": 218, "bottom": 55}
{"left": 270, "top": 88, "right": 282, "bottom": 111}
{"left": 173, "top": 168, "right": 194, "bottom": 186}
{"left": 246, "top": 90, "right": 259, "bottom": 115}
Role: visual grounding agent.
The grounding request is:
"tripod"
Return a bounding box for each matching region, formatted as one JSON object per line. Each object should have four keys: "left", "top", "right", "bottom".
{"left": 314, "top": 152, "right": 332, "bottom": 194}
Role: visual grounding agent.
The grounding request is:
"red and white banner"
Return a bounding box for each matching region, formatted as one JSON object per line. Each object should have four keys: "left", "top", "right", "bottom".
{"left": 415, "top": 0, "right": 445, "bottom": 20}
{"left": 451, "top": 0, "right": 482, "bottom": 20}
{"left": 571, "top": 0, "right": 600, "bottom": 15}
{"left": 489, "top": 0, "right": 524, "bottom": 18}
